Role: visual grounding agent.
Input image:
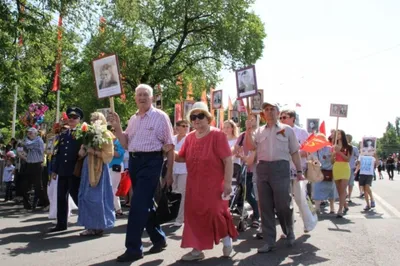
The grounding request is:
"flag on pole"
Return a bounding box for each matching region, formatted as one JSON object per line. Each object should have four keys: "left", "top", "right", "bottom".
{"left": 201, "top": 89, "right": 207, "bottom": 105}
{"left": 300, "top": 134, "right": 331, "bottom": 153}
{"left": 187, "top": 82, "right": 193, "bottom": 100}
{"left": 51, "top": 14, "right": 63, "bottom": 92}
{"left": 319, "top": 121, "right": 326, "bottom": 135}
{"left": 174, "top": 103, "right": 182, "bottom": 126}
{"left": 219, "top": 109, "right": 225, "bottom": 130}
{"left": 296, "top": 103, "right": 301, "bottom": 107}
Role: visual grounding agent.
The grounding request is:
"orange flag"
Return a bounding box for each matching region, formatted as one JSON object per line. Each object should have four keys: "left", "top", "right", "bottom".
{"left": 187, "top": 82, "right": 193, "bottom": 100}
{"left": 300, "top": 134, "right": 331, "bottom": 153}
{"left": 219, "top": 110, "right": 225, "bottom": 130}
{"left": 51, "top": 14, "right": 63, "bottom": 92}
{"left": 201, "top": 89, "right": 207, "bottom": 105}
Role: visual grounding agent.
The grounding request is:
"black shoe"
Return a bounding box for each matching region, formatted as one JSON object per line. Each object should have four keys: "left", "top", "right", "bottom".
{"left": 149, "top": 241, "right": 167, "bottom": 254}
{"left": 116, "top": 251, "right": 143, "bottom": 262}
{"left": 49, "top": 226, "right": 67, "bottom": 233}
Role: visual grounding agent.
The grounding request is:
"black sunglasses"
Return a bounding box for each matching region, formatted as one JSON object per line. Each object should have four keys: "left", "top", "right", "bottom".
{"left": 178, "top": 124, "right": 188, "bottom": 128}
{"left": 68, "top": 115, "right": 80, "bottom": 119}
{"left": 190, "top": 113, "right": 206, "bottom": 121}
{"left": 280, "top": 116, "right": 289, "bottom": 120}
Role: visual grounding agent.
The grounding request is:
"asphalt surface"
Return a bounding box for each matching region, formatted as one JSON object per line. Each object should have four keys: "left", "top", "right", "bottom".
{"left": 1, "top": 172, "right": 400, "bottom": 266}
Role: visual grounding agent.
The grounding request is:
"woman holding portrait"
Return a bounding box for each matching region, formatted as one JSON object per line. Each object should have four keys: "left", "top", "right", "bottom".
{"left": 77, "top": 112, "right": 115, "bottom": 236}
{"left": 175, "top": 102, "right": 238, "bottom": 261}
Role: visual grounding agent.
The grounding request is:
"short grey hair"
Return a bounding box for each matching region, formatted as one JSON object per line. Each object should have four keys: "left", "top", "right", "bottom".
{"left": 135, "top": 84, "right": 153, "bottom": 97}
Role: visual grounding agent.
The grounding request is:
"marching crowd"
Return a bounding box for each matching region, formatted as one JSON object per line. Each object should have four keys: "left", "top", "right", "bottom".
{"left": 0, "top": 83, "right": 398, "bottom": 263}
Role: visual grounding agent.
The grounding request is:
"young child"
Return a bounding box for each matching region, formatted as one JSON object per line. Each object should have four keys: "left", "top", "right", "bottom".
{"left": 3, "top": 158, "right": 15, "bottom": 202}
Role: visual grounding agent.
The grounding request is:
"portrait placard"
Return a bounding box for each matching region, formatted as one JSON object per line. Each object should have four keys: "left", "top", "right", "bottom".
{"left": 211, "top": 90, "right": 223, "bottom": 110}
{"left": 45, "top": 135, "right": 56, "bottom": 155}
{"left": 361, "top": 137, "right": 377, "bottom": 156}
{"left": 183, "top": 100, "right": 195, "bottom": 120}
{"left": 235, "top": 65, "right": 258, "bottom": 98}
{"left": 91, "top": 54, "right": 123, "bottom": 99}
{"left": 306, "top": 118, "right": 320, "bottom": 133}
{"left": 330, "top": 104, "right": 348, "bottom": 118}
{"left": 251, "top": 90, "right": 263, "bottom": 114}
{"left": 230, "top": 110, "right": 240, "bottom": 125}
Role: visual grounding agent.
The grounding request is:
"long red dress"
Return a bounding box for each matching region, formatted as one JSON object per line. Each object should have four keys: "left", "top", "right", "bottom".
{"left": 179, "top": 127, "right": 239, "bottom": 250}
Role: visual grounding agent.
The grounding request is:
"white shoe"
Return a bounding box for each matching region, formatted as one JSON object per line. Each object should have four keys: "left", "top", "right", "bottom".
{"left": 222, "top": 245, "right": 233, "bottom": 257}
{"left": 181, "top": 250, "right": 205, "bottom": 261}
{"left": 172, "top": 222, "right": 183, "bottom": 227}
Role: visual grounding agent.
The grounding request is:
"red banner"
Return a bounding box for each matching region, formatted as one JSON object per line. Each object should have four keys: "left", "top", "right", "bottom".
{"left": 174, "top": 103, "right": 182, "bottom": 125}
{"left": 319, "top": 121, "right": 326, "bottom": 135}
{"left": 51, "top": 15, "right": 63, "bottom": 92}
{"left": 301, "top": 134, "right": 331, "bottom": 153}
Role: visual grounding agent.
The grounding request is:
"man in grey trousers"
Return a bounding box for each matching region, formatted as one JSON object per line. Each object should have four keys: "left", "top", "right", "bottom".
{"left": 245, "top": 101, "right": 305, "bottom": 253}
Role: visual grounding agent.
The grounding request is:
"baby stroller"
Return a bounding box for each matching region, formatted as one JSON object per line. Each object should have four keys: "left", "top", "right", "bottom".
{"left": 229, "top": 163, "right": 249, "bottom": 232}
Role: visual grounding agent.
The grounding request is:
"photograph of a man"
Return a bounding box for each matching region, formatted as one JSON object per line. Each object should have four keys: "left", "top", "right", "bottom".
{"left": 98, "top": 64, "right": 118, "bottom": 90}
{"left": 306, "top": 118, "right": 320, "bottom": 133}
{"left": 235, "top": 65, "right": 258, "bottom": 98}
{"left": 251, "top": 90, "right": 263, "bottom": 113}
{"left": 212, "top": 90, "right": 223, "bottom": 109}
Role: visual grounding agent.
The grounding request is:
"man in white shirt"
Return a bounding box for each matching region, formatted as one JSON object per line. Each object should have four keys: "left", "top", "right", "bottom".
{"left": 356, "top": 154, "right": 378, "bottom": 211}
{"left": 171, "top": 120, "right": 189, "bottom": 227}
{"left": 280, "top": 109, "right": 317, "bottom": 233}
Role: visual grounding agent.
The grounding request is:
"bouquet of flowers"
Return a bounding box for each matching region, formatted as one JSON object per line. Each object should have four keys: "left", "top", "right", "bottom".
{"left": 20, "top": 102, "right": 49, "bottom": 129}
{"left": 74, "top": 121, "right": 112, "bottom": 148}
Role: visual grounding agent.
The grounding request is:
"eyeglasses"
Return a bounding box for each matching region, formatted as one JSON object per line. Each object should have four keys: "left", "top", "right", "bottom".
{"left": 178, "top": 125, "right": 188, "bottom": 128}
{"left": 280, "top": 116, "right": 290, "bottom": 120}
{"left": 190, "top": 113, "right": 206, "bottom": 121}
{"left": 68, "top": 115, "right": 80, "bottom": 120}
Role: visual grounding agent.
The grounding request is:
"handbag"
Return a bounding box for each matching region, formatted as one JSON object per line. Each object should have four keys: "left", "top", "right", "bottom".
{"left": 155, "top": 187, "right": 182, "bottom": 224}
{"left": 116, "top": 170, "right": 132, "bottom": 197}
{"left": 321, "top": 170, "right": 333, "bottom": 182}
{"left": 112, "top": 164, "right": 121, "bottom": 172}
{"left": 305, "top": 158, "right": 324, "bottom": 183}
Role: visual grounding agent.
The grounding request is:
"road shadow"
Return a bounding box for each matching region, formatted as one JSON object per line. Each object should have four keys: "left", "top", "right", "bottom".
{"left": 89, "top": 258, "right": 164, "bottom": 266}
{"left": 361, "top": 209, "right": 385, "bottom": 219}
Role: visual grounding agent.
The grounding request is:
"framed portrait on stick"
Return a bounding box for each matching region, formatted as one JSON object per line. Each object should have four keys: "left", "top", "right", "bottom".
{"left": 91, "top": 54, "right": 123, "bottom": 99}
{"left": 306, "top": 118, "right": 320, "bottom": 133}
{"left": 251, "top": 90, "right": 263, "bottom": 114}
{"left": 235, "top": 65, "right": 258, "bottom": 98}
{"left": 330, "top": 104, "right": 348, "bottom": 118}
{"left": 361, "top": 137, "right": 377, "bottom": 156}
{"left": 183, "top": 100, "right": 195, "bottom": 120}
{"left": 211, "top": 90, "right": 223, "bottom": 109}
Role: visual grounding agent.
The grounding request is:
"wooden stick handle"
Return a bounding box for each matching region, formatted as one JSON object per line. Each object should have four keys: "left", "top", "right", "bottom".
{"left": 110, "top": 97, "right": 115, "bottom": 113}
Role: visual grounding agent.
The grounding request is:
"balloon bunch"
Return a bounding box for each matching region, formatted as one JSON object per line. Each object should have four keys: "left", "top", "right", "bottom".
{"left": 20, "top": 102, "right": 49, "bottom": 129}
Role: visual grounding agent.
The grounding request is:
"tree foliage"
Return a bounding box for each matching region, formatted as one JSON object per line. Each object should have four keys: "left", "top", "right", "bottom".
{"left": 377, "top": 121, "right": 400, "bottom": 158}
{"left": 0, "top": 0, "right": 266, "bottom": 142}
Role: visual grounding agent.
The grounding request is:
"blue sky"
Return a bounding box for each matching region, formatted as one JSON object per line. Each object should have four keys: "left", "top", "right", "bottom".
{"left": 218, "top": 0, "right": 400, "bottom": 141}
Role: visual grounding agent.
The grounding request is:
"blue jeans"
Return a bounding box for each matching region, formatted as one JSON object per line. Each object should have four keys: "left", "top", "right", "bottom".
{"left": 246, "top": 173, "right": 259, "bottom": 220}
{"left": 125, "top": 153, "right": 166, "bottom": 255}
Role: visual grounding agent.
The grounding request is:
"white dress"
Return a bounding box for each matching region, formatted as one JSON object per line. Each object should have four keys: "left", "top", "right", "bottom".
{"left": 47, "top": 176, "right": 78, "bottom": 219}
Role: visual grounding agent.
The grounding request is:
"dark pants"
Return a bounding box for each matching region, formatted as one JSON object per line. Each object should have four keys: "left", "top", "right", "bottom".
{"left": 125, "top": 153, "right": 165, "bottom": 255}
{"left": 4, "top": 181, "right": 13, "bottom": 201}
{"left": 387, "top": 168, "right": 394, "bottom": 179}
{"left": 257, "top": 160, "right": 293, "bottom": 246}
{"left": 23, "top": 162, "right": 48, "bottom": 208}
{"left": 57, "top": 175, "right": 80, "bottom": 228}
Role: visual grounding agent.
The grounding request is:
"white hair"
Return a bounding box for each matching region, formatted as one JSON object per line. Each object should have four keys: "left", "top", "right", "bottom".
{"left": 135, "top": 84, "right": 153, "bottom": 97}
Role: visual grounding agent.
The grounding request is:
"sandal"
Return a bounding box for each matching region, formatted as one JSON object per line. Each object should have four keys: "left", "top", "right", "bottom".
{"left": 94, "top": 229, "right": 104, "bottom": 236}
{"left": 251, "top": 220, "right": 260, "bottom": 228}
{"left": 80, "top": 229, "right": 96, "bottom": 236}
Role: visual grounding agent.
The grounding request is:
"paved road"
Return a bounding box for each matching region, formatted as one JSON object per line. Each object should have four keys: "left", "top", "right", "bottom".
{"left": 1, "top": 173, "right": 400, "bottom": 266}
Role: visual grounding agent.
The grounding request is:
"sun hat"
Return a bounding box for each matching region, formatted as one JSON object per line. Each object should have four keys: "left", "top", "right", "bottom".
{"left": 187, "top": 102, "right": 213, "bottom": 121}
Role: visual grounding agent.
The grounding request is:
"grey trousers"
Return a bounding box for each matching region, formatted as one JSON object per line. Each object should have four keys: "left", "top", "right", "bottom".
{"left": 256, "top": 160, "right": 294, "bottom": 246}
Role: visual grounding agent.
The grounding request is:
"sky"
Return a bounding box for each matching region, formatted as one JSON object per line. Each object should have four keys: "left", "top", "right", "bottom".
{"left": 217, "top": 0, "right": 400, "bottom": 142}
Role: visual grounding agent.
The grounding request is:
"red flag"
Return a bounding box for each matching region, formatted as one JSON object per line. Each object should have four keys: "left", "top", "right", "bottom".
{"left": 51, "top": 15, "right": 63, "bottom": 92}
{"left": 174, "top": 103, "right": 182, "bottom": 125}
{"left": 319, "top": 121, "right": 326, "bottom": 135}
{"left": 296, "top": 103, "right": 301, "bottom": 107}
{"left": 301, "top": 134, "right": 331, "bottom": 153}
{"left": 228, "top": 96, "right": 233, "bottom": 110}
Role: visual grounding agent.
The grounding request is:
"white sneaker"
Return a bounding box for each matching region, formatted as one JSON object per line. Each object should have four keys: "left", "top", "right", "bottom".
{"left": 181, "top": 250, "right": 205, "bottom": 261}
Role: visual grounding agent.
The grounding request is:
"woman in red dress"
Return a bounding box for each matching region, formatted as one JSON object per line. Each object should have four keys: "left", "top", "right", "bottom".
{"left": 175, "top": 102, "right": 238, "bottom": 261}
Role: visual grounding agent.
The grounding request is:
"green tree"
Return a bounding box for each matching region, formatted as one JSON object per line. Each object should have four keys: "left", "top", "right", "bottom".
{"left": 377, "top": 121, "right": 400, "bottom": 158}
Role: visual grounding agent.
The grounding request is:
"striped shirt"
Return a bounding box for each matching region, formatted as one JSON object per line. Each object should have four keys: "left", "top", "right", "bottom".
{"left": 25, "top": 136, "right": 45, "bottom": 163}
{"left": 124, "top": 106, "right": 174, "bottom": 152}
